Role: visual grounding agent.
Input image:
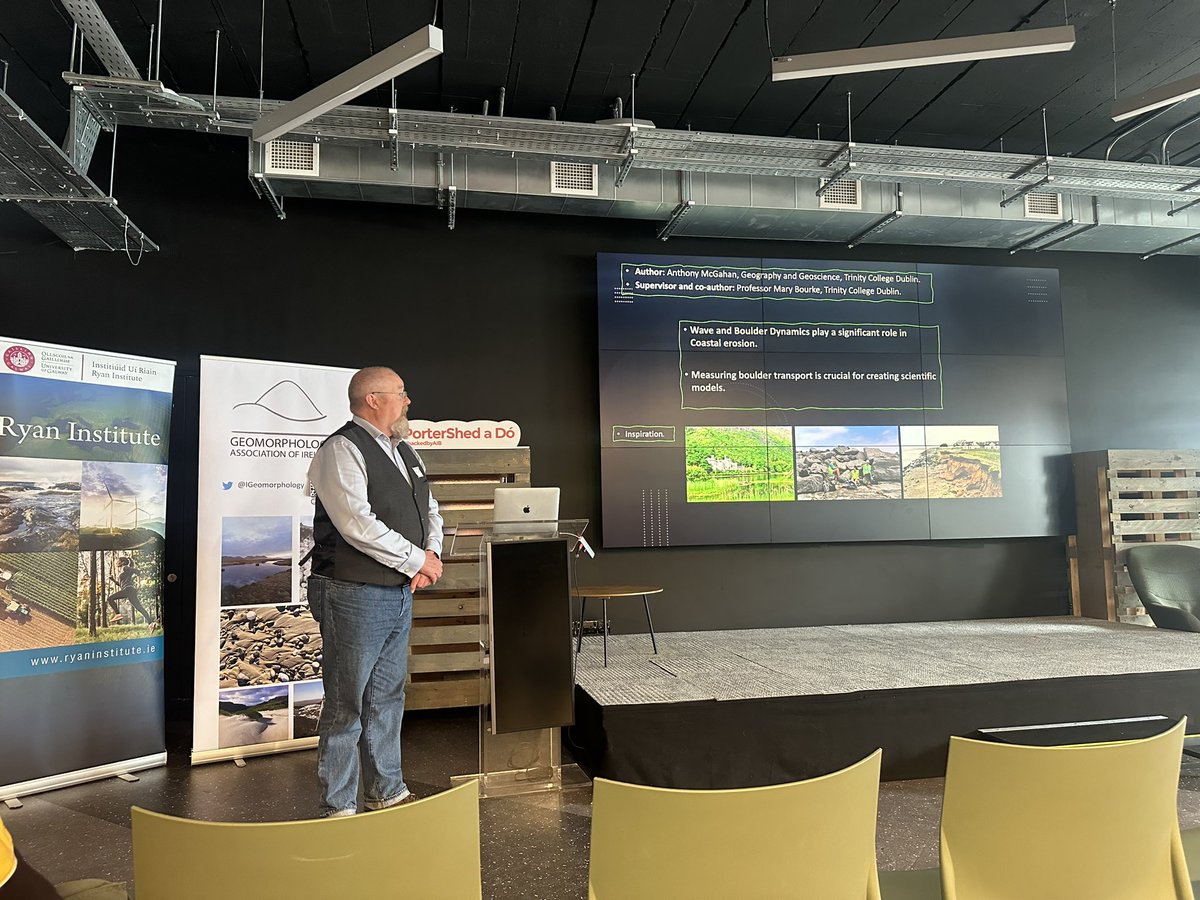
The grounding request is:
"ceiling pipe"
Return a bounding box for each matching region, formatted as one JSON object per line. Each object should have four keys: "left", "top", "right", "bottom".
{"left": 1161, "top": 111, "right": 1200, "bottom": 164}
{"left": 1105, "top": 105, "right": 1174, "bottom": 161}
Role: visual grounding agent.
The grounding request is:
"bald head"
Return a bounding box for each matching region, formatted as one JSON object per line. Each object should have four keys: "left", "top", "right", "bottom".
{"left": 347, "top": 366, "right": 411, "bottom": 437}
{"left": 348, "top": 367, "right": 399, "bottom": 414}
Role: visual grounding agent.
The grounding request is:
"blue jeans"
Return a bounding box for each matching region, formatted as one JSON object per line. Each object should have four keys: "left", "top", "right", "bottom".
{"left": 309, "top": 574, "right": 413, "bottom": 814}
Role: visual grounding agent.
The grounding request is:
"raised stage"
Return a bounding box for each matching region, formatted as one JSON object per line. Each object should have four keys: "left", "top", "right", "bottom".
{"left": 570, "top": 617, "right": 1200, "bottom": 786}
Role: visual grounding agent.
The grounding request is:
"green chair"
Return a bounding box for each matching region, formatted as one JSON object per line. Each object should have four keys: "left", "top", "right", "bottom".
{"left": 132, "top": 781, "right": 481, "bottom": 900}
{"left": 1127, "top": 544, "right": 1200, "bottom": 632}
{"left": 588, "top": 749, "right": 883, "bottom": 899}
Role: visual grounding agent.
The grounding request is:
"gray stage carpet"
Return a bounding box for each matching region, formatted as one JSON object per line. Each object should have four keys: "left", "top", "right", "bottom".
{"left": 574, "top": 616, "right": 1200, "bottom": 706}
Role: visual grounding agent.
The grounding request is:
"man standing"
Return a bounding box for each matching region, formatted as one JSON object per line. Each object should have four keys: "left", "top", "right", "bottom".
{"left": 306, "top": 366, "right": 444, "bottom": 817}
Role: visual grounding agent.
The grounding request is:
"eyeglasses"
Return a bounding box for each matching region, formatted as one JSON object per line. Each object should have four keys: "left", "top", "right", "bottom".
{"left": 370, "top": 390, "right": 409, "bottom": 400}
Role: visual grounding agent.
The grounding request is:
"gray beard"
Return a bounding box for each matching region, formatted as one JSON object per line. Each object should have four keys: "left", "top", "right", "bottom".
{"left": 390, "top": 416, "right": 411, "bottom": 440}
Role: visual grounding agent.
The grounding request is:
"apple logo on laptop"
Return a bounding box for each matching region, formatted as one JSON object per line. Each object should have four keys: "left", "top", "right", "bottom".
{"left": 523, "top": 505, "right": 531, "bottom": 514}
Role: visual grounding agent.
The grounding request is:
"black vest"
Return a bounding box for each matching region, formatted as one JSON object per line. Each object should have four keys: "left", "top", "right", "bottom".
{"left": 312, "top": 421, "right": 430, "bottom": 586}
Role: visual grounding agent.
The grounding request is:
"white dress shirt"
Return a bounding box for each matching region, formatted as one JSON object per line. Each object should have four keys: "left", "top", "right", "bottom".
{"left": 306, "top": 414, "right": 444, "bottom": 578}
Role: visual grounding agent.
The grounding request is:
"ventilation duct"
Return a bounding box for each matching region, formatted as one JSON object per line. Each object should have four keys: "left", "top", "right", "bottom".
{"left": 59, "top": 77, "right": 1200, "bottom": 258}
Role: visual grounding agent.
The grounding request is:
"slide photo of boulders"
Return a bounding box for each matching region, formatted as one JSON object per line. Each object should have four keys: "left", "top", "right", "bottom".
{"left": 218, "top": 684, "right": 290, "bottom": 749}
{"left": 219, "top": 605, "right": 322, "bottom": 688}
{"left": 292, "top": 679, "right": 324, "bottom": 740}
{"left": 792, "top": 426, "right": 902, "bottom": 500}
{"left": 78, "top": 462, "right": 166, "bottom": 552}
{"left": 0, "top": 457, "right": 81, "bottom": 552}
{"left": 685, "top": 426, "right": 794, "bottom": 502}
{"left": 221, "top": 515, "right": 294, "bottom": 606}
{"left": 901, "top": 425, "right": 1002, "bottom": 499}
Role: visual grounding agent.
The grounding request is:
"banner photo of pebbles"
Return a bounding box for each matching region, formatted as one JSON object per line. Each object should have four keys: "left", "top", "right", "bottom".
{"left": 218, "top": 605, "right": 321, "bottom": 688}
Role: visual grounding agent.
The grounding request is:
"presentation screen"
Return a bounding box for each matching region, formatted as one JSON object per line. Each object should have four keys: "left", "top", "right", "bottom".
{"left": 597, "top": 252, "right": 1071, "bottom": 548}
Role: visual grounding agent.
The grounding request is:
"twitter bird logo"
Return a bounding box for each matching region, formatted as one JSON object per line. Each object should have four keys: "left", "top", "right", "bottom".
{"left": 222, "top": 481, "right": 234, "bottom": 491}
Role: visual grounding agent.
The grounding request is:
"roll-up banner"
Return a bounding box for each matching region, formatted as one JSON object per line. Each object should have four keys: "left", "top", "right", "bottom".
{"left": 0, "top": 337, "right": 175, "bottom": 799}
{"left": 193, "top": 353, "right": 525, "bottom": 763}
{"left": 192, "top": 356, "right": 354, "bottom": 764}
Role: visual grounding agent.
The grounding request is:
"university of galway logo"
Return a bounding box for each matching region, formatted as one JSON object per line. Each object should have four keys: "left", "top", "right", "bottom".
{"left": 3, "top": 346, "right": 35, "bottom": 373}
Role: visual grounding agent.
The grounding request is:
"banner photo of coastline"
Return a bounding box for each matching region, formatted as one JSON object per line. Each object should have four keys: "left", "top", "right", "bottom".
{"left": 193, "top": 355, "right": 355, "bottom": 763}
{"left": 0, "top": 335, "right": 174, "bottom": 797}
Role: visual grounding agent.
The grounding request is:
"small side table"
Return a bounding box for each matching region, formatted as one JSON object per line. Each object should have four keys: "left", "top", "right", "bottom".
{"left": 571, "top": 585, "right": 662, "bottom": 667}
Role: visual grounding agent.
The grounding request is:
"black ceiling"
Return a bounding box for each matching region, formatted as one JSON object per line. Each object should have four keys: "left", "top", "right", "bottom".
{"left": 3, "top": 1, "right": 1200, "bottom": 165}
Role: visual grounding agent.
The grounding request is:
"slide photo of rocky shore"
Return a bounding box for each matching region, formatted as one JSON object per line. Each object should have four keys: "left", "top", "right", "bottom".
{"left": 221, "top": 516, "right": 294, "bottom": 606}
{"left": 79, "top": 462, "right": 166, "bottom": 552}
{"left": 219, "top": 605, "right": 322, "bottom": 688}
{"left": 76, "top": 547, "right": 162, "bottom": 643}
{"left": 218, "top": 684, "right": 290, "bottom": 749}
{"left": 685, "top": 426, "right": 794, "bottom": 502}
{"left": 792, "top": 426, "right": 902, "bottom": 500}
{"left": 292, "top": 679, "right": 324, "bottom": 740}
{"left": 0, "top": 552, "right": 78, "bottom": 652}
{"left": 0, "top": 457, "right": 81, "bottom": 552}
{"left": 901, "top": 425, "right": 1002, "bottom": 499}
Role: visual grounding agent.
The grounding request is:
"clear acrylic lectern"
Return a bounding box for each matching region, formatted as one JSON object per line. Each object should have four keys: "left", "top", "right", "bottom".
{"left": 448, "top": 519, "right": 590, "bottom": 798}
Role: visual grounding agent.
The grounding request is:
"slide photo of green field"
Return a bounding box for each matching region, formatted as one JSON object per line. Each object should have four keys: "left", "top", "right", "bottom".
{"left": 685, "top": 426, "right": 794, "bottom": 502}
{"left": 900, "top": 425, "right": 1002, "bottom": 499}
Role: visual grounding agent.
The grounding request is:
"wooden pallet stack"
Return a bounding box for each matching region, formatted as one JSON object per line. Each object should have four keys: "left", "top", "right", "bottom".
{"left": 405, "top": 447, "right": 531, "bottom": 710}
{"left": 1072, "top": 450, "right": 1200, "bottom": 625}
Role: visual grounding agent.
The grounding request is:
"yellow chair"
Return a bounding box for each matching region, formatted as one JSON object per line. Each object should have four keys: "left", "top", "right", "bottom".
{"left": 0, "top": 815, "right": 14, "bottom": 888}
{"left": 588, "top": 749, "right": 883, "bottom": 900}
{"left": 939, "top": 717, "right": 1192, "bottom": 900}
{"left": 131, "top": 780, "right": 481, "bottom": 900}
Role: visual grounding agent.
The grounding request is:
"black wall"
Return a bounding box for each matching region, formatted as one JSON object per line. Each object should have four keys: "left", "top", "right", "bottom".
{"left": 4, "top": 134, "right": 1200, "bottom": 708}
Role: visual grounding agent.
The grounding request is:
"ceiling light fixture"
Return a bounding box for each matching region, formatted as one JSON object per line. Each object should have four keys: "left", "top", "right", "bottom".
{"left": 1110, "top": 73, "right": 1200, "bottom": 123}
{"left": 252, "top": 25, "right": 443, "bottom": 144}
{"left": 770, "top": 25, "right": 1076, "bottom": 82}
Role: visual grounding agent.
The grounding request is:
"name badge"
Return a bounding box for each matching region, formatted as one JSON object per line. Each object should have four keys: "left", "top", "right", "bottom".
{"left": 413, "top": 465, "right": 425, "bottom": 478}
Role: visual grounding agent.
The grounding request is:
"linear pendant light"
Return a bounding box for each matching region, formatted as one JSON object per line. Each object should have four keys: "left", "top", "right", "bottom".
{"left": 771, "top": 25, "right": 1076, "bottom": 82}
{"left": 1110, "top": 72, "right": 1200, "bottom": 122}
{"left": 253, "top": 25, "right": 443, "bottom": 144}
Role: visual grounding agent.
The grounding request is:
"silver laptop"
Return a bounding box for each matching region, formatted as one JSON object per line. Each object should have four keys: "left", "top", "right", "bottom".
{"left": 493, "top": 487, "right": 560, "bottom": 535}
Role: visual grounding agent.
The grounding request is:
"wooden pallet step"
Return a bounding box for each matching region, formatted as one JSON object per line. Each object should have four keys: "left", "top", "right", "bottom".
{"left": 413, "top": 596, "right": 481, "bottom": 618}
{"left": 421, "top": 448, "right": 530, "bottom": 476}
{"left": 1110, "top": 498, "right": 1200, "bottom": 514}
{"left": 440, "top": 508, "right": 501, "bottom": 529}
{"left": 1112, "top": 518, "right": 1200, "bottom": 536}
{"left": 431, "top": 482, "right": 517, "bottom": 502}
{"left": 406, "top": 675, "right": 481, "bottom": 710}
{"left": 411, "top": 623, "right": 479, "bottom": 645}
{"left": 409, "top": 650, "right": 482, "bottom": 674}
{"left": 1108, "top": 450, "right": 1200, "bottom": 469}
{"left": 1109, "top": 476, "right": 1200, "bottom": 493}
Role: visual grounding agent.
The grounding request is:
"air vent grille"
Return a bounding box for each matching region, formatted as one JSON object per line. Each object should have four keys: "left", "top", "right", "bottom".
{"left": 818, "top": 178, "right": 862, "bottom": 210}
{"left": 550, "top": 161, "right": 599, "bottom": 196}
{"left": 265, "top": 140, "right": 320, "bottom": 176}
{"left": 1024, "top": 191, "right": 1062, "bottom": 220}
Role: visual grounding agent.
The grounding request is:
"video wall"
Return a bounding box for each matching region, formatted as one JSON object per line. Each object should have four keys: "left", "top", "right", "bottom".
{"left": 597, "top": 253, "right": 1071, "bottom": 548}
